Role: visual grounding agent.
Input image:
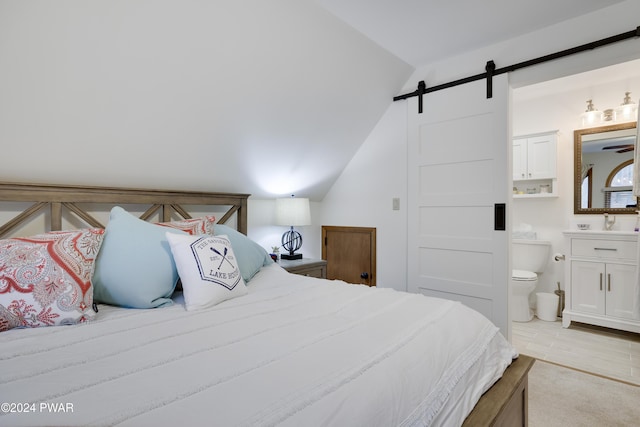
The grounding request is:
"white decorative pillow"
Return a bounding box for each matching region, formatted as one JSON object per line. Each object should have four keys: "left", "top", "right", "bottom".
{"left": 165, "top": 233, "right": 247, "bottom": 311}
{"left": 0, "top": 229, "right": 105, "bottom": 332}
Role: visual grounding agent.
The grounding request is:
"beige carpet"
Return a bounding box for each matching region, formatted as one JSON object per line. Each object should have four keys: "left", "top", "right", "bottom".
{"left": 528, "top": 359, "right": 640, "bottom": 427}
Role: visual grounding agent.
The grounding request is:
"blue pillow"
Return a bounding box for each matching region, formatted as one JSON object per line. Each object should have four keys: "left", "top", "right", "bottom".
{"left": 93, "top": 207, "right": 187, "bottom": 308}
{"left": 213, "top": 224, "right": 272, "bottom": 282}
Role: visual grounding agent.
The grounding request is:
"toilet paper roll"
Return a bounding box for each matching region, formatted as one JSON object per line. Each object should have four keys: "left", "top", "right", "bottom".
{"left": 553, "top": 253, "right": 565, "bottom": 262}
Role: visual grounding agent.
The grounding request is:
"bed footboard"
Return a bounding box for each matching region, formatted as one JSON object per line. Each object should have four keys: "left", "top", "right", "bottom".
{"left": 463, "top": 354, "right": 535, "bottom": 427}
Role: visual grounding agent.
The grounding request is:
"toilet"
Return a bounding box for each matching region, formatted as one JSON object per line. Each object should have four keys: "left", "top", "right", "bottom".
{"left": 511, "top": 239, "right": 551, "bottom": 322}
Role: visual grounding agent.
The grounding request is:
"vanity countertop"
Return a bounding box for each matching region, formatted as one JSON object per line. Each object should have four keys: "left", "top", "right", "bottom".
{"left": 563, "top": 229, "right": 639, "bottom": 237}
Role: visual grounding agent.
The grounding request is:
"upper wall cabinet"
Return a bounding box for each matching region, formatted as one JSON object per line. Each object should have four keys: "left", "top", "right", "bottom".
{"left": 513, "top": 131, "right": 558, "bottom": 198}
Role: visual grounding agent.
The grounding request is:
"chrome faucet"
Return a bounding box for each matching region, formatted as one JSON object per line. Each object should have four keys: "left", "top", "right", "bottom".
{"left": 603, "top": 213, "right": 616, "bottom": 231}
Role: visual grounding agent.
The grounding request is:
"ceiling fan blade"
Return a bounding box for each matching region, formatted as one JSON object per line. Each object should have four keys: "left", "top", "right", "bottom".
{"left": 617, "top": 147, "right": 634, "bottom": 153}
{"left": 603, "top": 144, "right": 634, "bottom": 151}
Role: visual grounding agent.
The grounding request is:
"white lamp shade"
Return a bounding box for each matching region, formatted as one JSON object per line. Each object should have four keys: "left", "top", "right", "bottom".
{"left": 276, "top": 197, "right": 311, "bottom": 226}
{"left": 616, "top": 102, "right": 638, "bottom": 122}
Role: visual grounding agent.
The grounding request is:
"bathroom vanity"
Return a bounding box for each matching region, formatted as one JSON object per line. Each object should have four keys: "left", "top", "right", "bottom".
{"left": 563, "top": 230, "right": 639, "bottom": 333}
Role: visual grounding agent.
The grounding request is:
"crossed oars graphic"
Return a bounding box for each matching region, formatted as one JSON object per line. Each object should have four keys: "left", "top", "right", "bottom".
{"left": 210, "top": 247, "right": 235, "bottom": 270}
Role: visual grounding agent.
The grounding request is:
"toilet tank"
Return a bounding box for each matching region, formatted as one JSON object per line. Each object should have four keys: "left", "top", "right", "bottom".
{"left": 512, "top": 239, "right": 551, "bottom": 273}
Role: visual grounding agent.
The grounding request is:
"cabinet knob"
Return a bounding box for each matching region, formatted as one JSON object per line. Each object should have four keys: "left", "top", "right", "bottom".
{"left": 360, "top": 272, "right": 369, "bottom": 279}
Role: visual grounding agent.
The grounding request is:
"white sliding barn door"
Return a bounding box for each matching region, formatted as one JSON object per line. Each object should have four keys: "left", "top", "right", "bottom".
{"left": 407, "top": 75, "right": 510, "bottom": 337}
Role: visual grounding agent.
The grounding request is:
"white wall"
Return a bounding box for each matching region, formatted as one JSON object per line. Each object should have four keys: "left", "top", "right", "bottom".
{"left": 0, "top": 0, "right": 412, "bottom": 201}
{"left": 319, "top": 101, "right": 408, "bottom": 290}
{"left": 321, "top": 0, "right": 640, "bottom": 293}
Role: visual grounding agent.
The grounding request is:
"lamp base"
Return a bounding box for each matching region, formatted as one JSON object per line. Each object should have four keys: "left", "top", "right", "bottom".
{"left": 281, "top": 253, "right": 302, "bottom": 260}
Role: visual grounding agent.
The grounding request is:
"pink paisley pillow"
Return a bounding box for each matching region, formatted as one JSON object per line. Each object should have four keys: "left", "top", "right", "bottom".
{"left": 0, "top": 228, "right": 105, "bottom": 332}
{"left": 156, "top": 216, "right": 216, "bottom": 235}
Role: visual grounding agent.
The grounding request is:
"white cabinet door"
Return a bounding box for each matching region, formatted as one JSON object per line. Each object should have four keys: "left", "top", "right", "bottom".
{"left": 512, "top": 137, "right": 527, "bottom": 180}
{"left": 512, "top": 132, "right": 557, "bottom": 180}
{"left": 571, "top": 260, "right": 605, "bottom": 315}
{"left": 605, "top": 263, "right": 637, "bottom": 320}
{"left": 527, "top": 134, "right": 556, "bottom": 179}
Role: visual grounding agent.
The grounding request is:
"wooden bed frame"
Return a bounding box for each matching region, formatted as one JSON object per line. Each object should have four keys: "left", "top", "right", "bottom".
{"left": 464, "top": 354, "right": 535, "bottom": 426}
{"left": 0, "top": 181, "right": 534, "bottom": 426}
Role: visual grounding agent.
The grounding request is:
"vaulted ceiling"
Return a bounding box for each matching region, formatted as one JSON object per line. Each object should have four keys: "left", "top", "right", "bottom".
{"left": 315, "top": 0, "right": 625, "bottom": 67}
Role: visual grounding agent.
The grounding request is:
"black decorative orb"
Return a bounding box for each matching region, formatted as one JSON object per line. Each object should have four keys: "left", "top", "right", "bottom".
{"left": 282, "top": 229, "right": 302, "bottom": 254}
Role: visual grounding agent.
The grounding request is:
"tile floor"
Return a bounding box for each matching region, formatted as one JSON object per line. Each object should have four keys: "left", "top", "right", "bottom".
{"left": 512, "top": 317, "right": 640, "bottom": 385}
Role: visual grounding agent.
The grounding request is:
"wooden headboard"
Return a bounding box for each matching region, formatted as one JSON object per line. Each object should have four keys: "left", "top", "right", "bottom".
{"left": 0, "top": 182, "right": 250, "bottom": 238}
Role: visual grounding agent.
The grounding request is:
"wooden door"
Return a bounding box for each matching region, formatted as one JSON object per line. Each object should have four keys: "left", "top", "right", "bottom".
{"left": 407, "top": 75, "right": 510, "bottom": 337}
{"left": 322, "top": 226, "right": 376, "bottom": 286}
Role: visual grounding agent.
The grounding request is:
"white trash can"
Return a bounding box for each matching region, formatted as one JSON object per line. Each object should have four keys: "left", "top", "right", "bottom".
{"left": 536, "top": 292, "right": 559, "bottom": 321}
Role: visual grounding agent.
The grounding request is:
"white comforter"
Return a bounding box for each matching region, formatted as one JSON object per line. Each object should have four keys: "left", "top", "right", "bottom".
{"left": 0, "top": 263, "right": 516, "bottom": 427}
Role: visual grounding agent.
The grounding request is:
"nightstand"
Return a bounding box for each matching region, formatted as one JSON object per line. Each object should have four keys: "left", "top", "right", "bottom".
{"left": 279, "top": 258, "right": 327, "bottom": 278}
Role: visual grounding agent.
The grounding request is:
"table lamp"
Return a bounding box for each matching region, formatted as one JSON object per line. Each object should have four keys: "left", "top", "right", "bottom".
{"left": 275, "top": 195, "right": 310, "bottom": 260}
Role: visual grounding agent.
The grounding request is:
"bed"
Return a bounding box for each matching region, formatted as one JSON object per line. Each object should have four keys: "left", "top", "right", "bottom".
{"left": 0, "top": 182, "right": 534, "bottom": 427}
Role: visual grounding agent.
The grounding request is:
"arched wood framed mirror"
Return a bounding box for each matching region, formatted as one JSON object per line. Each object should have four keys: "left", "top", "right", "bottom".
{"left": 574, "top": 121, "right": 637, "bottom": 214}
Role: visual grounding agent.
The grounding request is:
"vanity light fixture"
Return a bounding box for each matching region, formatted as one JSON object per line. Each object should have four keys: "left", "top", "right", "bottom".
{"left": 602, "top": 108, "right": 615, "bottom": 122}
{"left": 615, "top": 92, "right": 638, "bottom": 123}
{"left": 581, "top": 99, "right": 601, "bottom": 127}
{"left": 581, "top": 93, "right": 637, "bottom": 127}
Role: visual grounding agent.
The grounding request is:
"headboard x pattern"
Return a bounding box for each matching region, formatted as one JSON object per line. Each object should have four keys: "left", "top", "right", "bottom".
{"left": 0, "top": 182, "right": 250, "bottom": 238}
